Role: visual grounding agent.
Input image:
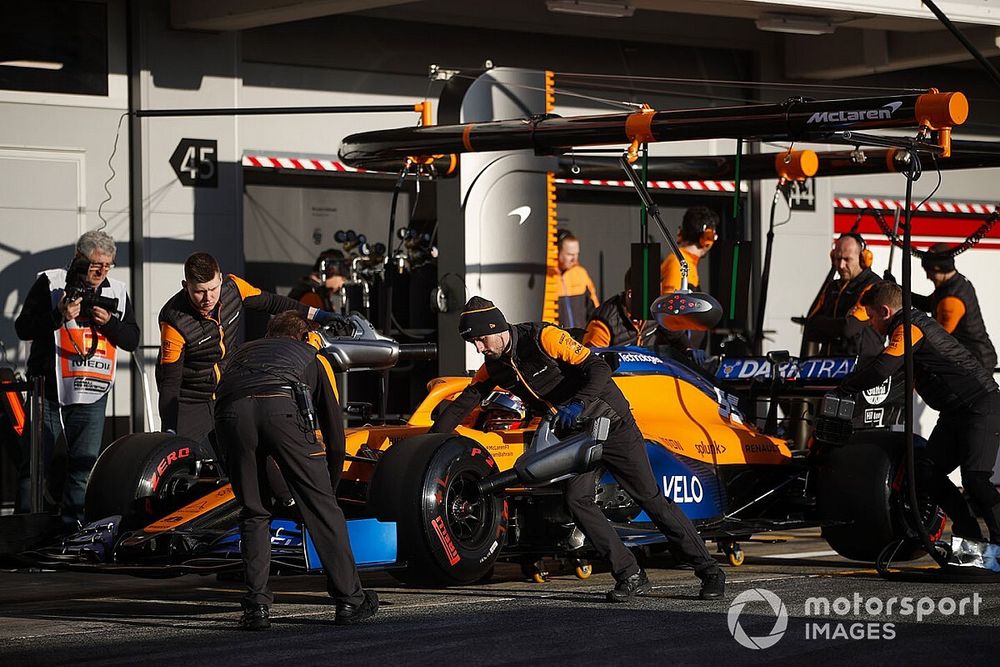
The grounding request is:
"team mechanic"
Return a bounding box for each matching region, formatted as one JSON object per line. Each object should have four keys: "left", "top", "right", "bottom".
{"left": 840, "top": 282, "right": 1000, "bottom": 545}
{"left": 659, "top": 207, "right": 719, "bottom": 363}
{"left": 583, "top": 271, "right": 664, "bottom": 348}
{"left": 801, "top": 233, "right": 884, "bottom": 358}
{"left": 913, "top": 243, "right": 997, "bottom": 372}
{"left": 659, "top": 206, "right": 719, "bottom": 296}
{"left": 156, "top": 252, "right": 348, "bottom": 444}
{"left": 431, "top": 296, "right": 726, "bottom": 601}
{"left": 214, "top": 311, "right": 377, "bottom": 630}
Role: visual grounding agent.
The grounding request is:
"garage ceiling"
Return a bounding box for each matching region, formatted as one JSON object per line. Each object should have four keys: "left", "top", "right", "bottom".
{"left": 170, "top": 0, "right": 1000, "bottom": 80}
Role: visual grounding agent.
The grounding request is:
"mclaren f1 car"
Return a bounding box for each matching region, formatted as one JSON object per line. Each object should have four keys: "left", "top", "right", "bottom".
{"left": 22, "top": 314, "right": 941, "bottom": 585}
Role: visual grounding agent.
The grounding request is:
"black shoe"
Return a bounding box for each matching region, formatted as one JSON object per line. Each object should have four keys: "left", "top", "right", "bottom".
{"left": 699, "top": 569, "right": 726, "bottom": 600}
{"left": 606, "top": 569, "right": 651, "bottom": 603}
{"left": 238, "top": 603, "right": 271, "bottom": 630}
{"left": 335, "top": 589, "right": 379, "bottom": 625}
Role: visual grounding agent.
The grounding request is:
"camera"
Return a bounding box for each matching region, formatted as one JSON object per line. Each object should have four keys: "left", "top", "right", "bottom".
{"left": 64, "top": 256, "right": 119, "bottom": 315}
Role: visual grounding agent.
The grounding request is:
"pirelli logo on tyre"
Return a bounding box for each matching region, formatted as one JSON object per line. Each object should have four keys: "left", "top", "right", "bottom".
{"left": 431, "top": 515, "right": 461, "bottom": 566}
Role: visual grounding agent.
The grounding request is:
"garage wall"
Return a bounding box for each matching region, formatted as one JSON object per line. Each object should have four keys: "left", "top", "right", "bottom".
{"left": 0, "top": 0, "right": 133, "bottom": 425}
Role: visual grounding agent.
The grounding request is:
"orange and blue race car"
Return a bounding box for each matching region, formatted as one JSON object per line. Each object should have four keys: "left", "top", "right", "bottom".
{"left": 23, "top": 316, "right": 943, "bottom": 584}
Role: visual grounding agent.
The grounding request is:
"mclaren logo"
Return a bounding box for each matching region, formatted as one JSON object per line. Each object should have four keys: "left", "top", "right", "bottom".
{"left": 507, "top": 205, "right": 531, "bottom": 226}
{"left": 807, "top": 101, "right": 903, "bottom": 124}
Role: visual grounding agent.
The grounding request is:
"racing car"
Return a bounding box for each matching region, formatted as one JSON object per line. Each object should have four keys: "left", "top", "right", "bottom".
{"left": 25, "top": 315, "right": 943, "bottom": 585}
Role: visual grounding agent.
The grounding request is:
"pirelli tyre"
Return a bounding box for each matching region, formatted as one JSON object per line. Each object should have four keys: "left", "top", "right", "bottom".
{"left": 369, "top": 434, "right": 507, "bottom": 585}
{"left": 84, "top": 432, "right": 213, "bottom": 528}
{"left": 814, "top": 433, "right": 944, "bottom": 562}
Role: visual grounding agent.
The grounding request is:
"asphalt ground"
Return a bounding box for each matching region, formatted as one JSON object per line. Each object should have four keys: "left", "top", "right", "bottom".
{"left": 2, "top": 528, "right": 998, "bottom": 664}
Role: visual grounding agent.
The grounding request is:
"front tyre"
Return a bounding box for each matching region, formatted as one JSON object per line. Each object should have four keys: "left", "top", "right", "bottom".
{"left": 370, "top": 434, "right": 507, "bottom": 585}
{"left": 84, "top": 432, "right": 214, "bottom": 528}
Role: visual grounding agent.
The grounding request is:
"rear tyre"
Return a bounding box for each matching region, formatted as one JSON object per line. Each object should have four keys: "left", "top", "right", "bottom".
{"left": 369, "top": 434, "right": 507, "bottom": 585}
{"left": 84, "top": 432, "right": 214, "bottom": 528}
{"left": 815, "top": 434, "right": 943, "bottom": 562}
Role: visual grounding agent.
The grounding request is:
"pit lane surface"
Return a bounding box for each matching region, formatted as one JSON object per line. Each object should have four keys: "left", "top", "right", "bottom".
{"left": 2, "top": 529, "right": 997, "bottom": 664}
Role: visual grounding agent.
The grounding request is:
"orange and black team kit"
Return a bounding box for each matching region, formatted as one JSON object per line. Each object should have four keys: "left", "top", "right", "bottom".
{"left": 156, "top": 274, "right": 313, "bottom": 442}
{"left": 430, "top": 322, "right": 721, "bottom": 585}
{"left": 804, "top": 268, "right": 883, "bottom": 358}
{"left": 583, "top": 292, "right": 662, "bottom": 348}
{"left": 557, "top": 265, "right": 599, "bottom": 330}
{"left": 913, "top": 272, "right": 997, "bottom": 372}
{"left": 840, "top": 308, "right": 1000, "bottom": 544}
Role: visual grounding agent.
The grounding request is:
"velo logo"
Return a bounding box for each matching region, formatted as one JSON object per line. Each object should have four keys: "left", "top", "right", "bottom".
{"left": 727, "top": 588, "right": 789, "bottom": 650}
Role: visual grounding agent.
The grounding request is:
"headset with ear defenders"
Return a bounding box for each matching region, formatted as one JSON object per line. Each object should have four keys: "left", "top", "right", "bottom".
{"left": 836, "top": 232, "right": 873, "bottom": 269}
{"left": 679, "top": 221, "right": 718, "bottom": 249}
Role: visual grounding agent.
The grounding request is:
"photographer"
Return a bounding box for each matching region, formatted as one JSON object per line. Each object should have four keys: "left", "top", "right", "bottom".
{"left": 14, "top": 230, "right": 139, "bottom": 529}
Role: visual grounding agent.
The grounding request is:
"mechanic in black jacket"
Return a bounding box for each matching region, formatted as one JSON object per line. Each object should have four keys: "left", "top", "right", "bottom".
{"left": 156, "top": 252, "right": 347, "bottom": 445}
{"left": 840, "top": 282, "right": 1000, "bottom": 545}
{"left": 583, "top": 270, "right": 665, "bottom": 348}
{"left": 214, "top": 311, "right": 377, "bottom": 630}
{"left": 802, "top": 233, "right": 884, "bottom": 359}
{"left": 431, "top": 296, "right": 725, "bottom": 601}
{"left": 913, "top": 244, "right": 997, "bottom": 373}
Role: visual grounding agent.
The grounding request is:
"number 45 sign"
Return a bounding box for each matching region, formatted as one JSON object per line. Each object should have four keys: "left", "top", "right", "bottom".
{"left": 169, "top": 139, "right": 218, "bottom": 187}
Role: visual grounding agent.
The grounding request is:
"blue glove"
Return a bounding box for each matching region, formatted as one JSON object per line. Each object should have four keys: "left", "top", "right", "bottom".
{"left": 555, "top": 400, "right": 585, "bottom": 430}
{"left": 688, "top": 348, "right": 707, "bottom": 367}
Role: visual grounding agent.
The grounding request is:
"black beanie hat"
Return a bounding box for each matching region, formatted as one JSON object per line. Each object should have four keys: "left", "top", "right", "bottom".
{"left": 921, "top": 243, "right": 955, "bottom": 273}
{"left": 458, "top": 296, "right": 509, "bottom": 340}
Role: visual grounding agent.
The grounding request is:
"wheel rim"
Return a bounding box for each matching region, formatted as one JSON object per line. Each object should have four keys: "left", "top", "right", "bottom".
{"left": 444, "top": 470, "right": 494, "bottom": 548}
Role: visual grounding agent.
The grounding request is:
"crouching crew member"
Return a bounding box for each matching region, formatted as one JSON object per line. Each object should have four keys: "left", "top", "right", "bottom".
{"left": 214, "top": 311, "right": 377, "bottom": 630}
{"left": 431, "top": 297, "right": 725, "bottom": 601}
{"left": 914, "top": 243, "right": 997, "bottom": 372}
{"left": 840, "top": 282, "right": 1000, "bottom": 545}
{"left": 156, "top": 252, "right": 346, "bottom": 444}
{"left": 583, "top": 270, "right": 663, "bottom": 348}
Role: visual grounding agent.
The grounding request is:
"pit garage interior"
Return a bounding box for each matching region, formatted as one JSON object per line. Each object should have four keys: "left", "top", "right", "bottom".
{"left": 2, "top": 0, "right": 1000, "bottom": 659}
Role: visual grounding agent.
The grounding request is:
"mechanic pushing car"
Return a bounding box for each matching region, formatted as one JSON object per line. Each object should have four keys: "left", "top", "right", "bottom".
{"left": 913, "top": 243, "right": 997, "bottom": 373}
{"left": 213, "top": 311, "right": 378, "bottom": 630}
{"left": 800, "top": 233, "right": 884, "bottom": 359}
{"left": 431, "top": 296, "right": 725, "bottom": 601}
{"left": 840, "top": 282, "right": 1000, "bottom": 546}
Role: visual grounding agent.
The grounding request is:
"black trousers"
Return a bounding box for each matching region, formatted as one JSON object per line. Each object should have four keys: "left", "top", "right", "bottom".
{"left": 563, "top": 418, "right": 718, "bottom": 580}
{"left": 920, "top": 391, "right": 1000, "bottom": 544}
{"left": 215, "top": 393, "right": 363, "bottom": 607}
{"left": 179, "top": 398, "right": 292, "bottom": 504}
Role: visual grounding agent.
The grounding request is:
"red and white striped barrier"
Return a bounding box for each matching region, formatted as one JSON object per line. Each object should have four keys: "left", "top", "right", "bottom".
{"left": 834, "top": 198, "right": 996, "bottom": 215}
{"left": 242, "top": 154, "right": 745, "bottom": 192}
{"left": 555, "top": 177, "right": 747, "bottom": 192}
{"left": 242, "top": 155, "right": 366, "bottom": 172}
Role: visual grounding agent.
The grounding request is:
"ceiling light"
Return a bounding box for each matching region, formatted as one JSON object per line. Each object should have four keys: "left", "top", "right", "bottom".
{"left": 0, "top": 60, "right": 65, "bottom": 71}
{"left": 546, "top": 1, "right": 635, "bottom": 19}
{"left": 755, "top": 13, "right": 836, "bottom": 36}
